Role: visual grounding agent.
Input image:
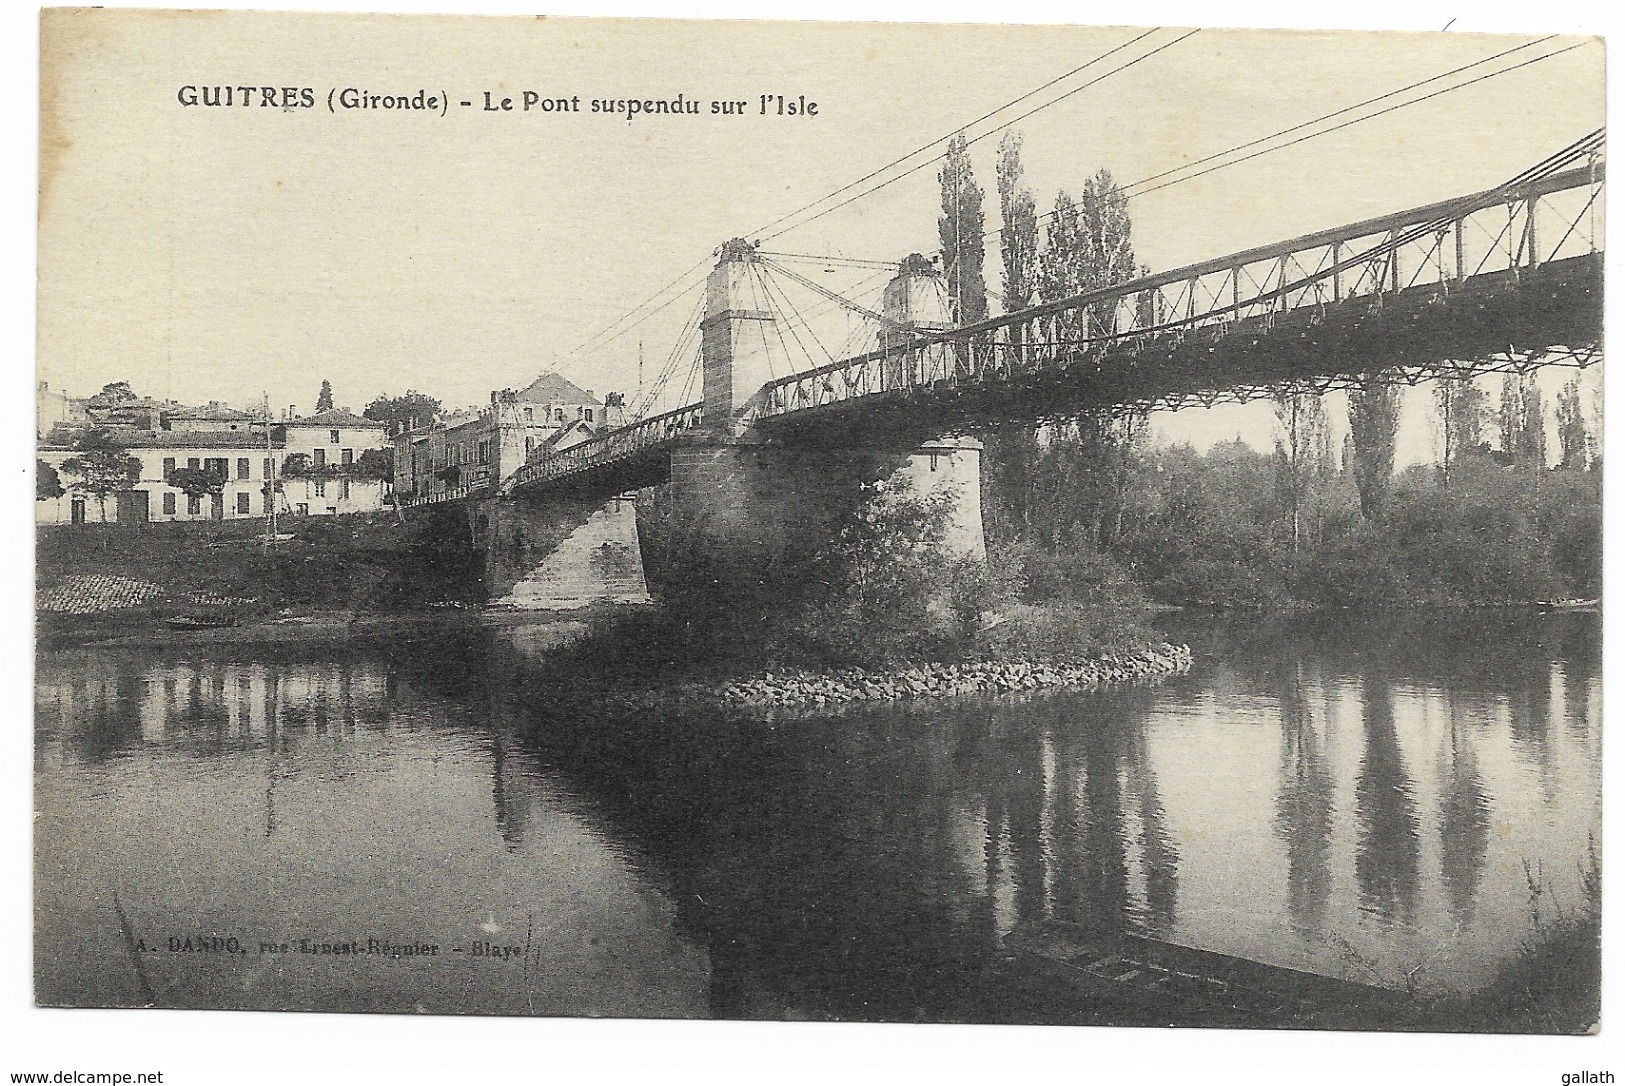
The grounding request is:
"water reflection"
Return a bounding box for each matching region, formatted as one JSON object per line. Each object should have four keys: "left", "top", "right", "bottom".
{"left": 35, "top": 611, "right": 1602, "bottom": 1021}
{"left": 1272, "top": 661, "right": 1333, "bottom": 932}
{"left": 1354, "top": 674, "right": 1422, "bottom": 924}
{"left": 1437, "top": 692, "right": 1489, "bottom": 927}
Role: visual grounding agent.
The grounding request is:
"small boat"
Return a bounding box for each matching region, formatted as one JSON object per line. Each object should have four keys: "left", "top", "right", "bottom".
{"left": 164, "top": 613, "right": 240, "bottom": 630}
{"left": 1539, "top": 598, "right": 1600, "bottom": 613}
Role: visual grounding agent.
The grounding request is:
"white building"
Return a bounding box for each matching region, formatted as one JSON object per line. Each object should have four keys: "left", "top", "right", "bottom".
{"left": 38, "top": 406, "right": 394, "bottom": 525}
{"left": 37, "top": 432, "right": 282, "bottom": 525}
{"left": 273, "top": 409, "right": 391, "bottom": 517}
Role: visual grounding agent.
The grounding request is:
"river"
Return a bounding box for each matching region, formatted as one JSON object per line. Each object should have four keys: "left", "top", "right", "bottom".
{"left": 34, "top": 610, "right": 1600, "bottom": 1025}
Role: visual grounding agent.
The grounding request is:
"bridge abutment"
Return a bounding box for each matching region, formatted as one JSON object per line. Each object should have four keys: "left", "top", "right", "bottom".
{"left": 478, "top": 492, "right": 651, "bottom": 610}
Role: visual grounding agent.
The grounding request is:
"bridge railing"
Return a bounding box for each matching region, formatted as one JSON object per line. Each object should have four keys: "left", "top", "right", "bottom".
{"left": 398, "top": 479, "right": 490, "bottom": 508}
{"left": 743, "top": 160, "right": 1603, "bottom": 421}
{"left": 502, "top": 401, "right": 705, "bottom": 493}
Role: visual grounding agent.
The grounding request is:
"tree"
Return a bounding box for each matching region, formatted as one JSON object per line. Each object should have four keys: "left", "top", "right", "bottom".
{"left": 364, "top": 391, "right": 443, "bottom": 437}
{"left": 1434, "top": 375, "right": 1485, "bottom": 489}
{"left": 997, "top": 131, "right": 1039, "bottom": 341}
{"left": 1347, "top": 381, "right": 1403, "bottom": 519}
{"left": 982, "top": 131, "right": 1045, "bottom": 551}
{"left": 86, "top": 381, "right": 137, "bottom": 409}
{"left": 1095, "top": 409, "right": 1150, "bottom": 548}
{"left": 1498, "top": 374, "right": 1547, "bottom": 471}
{"left": 1039, "top": 191, "right": 1084, "bottom": 340}
{"left": 316, "top": 380, "right": 334, "bottom": 413}
{"left": 59, "top": 429, "right": 142, "bottom": 522}
{"left": 989, "top": 165, "right": 1144, "bottom": 559}
{"left": 36, "top": 460, "right": 64, "bottom": 501}
{"left": 1038, "top": 170, "right": 1137, "bottom": 342}
{"left": 1273, "top": 391, "right": 1328, "bottom": 552}
{"left": 353, "top": 447, "right": 394, "bottom": 483}
{"left": 1555, "top": 376, "right": 1592, "bottom": 470}
{"left": 281, "top": 452, "right": 312, "bottom": 478}
{"left": 937, "top": 133, "right": 988, "bottom": 329}
{"left": 1076, "top": 169, "right": 1137, "bottom": 335}
{"left": 165, "top": 466, "right": 227, "bottom": 500}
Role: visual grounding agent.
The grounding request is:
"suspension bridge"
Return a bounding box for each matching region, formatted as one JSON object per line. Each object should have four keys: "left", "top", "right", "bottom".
{"left": 398, "top": 126, "right": 1602, "bottom": 606}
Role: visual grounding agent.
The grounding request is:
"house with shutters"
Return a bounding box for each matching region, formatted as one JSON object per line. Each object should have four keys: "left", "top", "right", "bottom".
{"left": 37, "top": 431, "right": 284, "bottom": 526}
{"left": 272, "top": 409, "right": 391, "bottom": 518}
{"left": 37, "top": 402, "right": 394, "bottom": 525}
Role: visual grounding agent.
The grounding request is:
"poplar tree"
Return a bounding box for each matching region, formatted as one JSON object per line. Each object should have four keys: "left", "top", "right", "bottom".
{"left": 316, "top": 380, "right": 334, "bottom": 413}
{"left": 996, "top": 131, "right": 1039, "bottom": 338}
{"left": 1498, "top": 374, "right": 1547, "bottom": 471}
{"left": 982, "top": 130, "right": 1045, "bottom": 549}
{"left": 1555, "top": 376, "right": 1591, "bottom": 470}
{"left": 1273, "top": 391, "right": 1327, "bottom": 552}
{"left": 937, "top": 134, "right": 987, "bottom": 329}
{"left": 1434, "top": 376, "right": 1485, "bottom": 489}
{"left": 1347, "top": 382, "right": 1402, "bottom": 519}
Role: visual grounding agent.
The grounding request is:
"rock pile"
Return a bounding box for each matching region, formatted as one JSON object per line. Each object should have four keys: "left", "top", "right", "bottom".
{"left": 618, "top": 642, "right": 1193, "bottom": 715}
{"left": 38, "top": 575, "right": 166, "bottom": 615}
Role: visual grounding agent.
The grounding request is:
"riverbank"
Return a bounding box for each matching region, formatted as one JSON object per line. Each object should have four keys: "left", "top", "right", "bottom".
{"left": 36, "top": 514, "right": 484, "bottom": 648}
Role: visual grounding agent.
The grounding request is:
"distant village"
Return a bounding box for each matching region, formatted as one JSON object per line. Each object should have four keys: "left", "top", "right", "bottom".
{"left": 36, "top": 372, "right": 621, "bottom": 527}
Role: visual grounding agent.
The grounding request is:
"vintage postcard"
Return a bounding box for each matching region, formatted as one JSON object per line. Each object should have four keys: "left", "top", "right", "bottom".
{"left": 34, "top": 6, "right": 1603, "bottom": 1044}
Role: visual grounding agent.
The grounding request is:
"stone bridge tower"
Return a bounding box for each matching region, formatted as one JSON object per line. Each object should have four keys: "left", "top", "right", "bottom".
{"left": 667, "top": 240, "right": 985, "bottom": 561}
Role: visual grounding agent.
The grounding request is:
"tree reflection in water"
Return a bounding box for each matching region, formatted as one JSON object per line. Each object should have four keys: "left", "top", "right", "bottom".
{"left": 1436, "top": 690, "right": 1490, "bottom": 928}
{"left": 1272, "top": 659, "right": 1334, "bottom": 933}
{"left": 34, "top": 610, "right": 1602, "bottom": 1025}
{"left": 1354, "top": 674, "right": 1421, "bottom": 924}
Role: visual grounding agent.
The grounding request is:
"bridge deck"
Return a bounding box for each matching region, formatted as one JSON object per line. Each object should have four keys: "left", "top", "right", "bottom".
{"left": 470, "top": 161, "right": 1602, "bottom": 504}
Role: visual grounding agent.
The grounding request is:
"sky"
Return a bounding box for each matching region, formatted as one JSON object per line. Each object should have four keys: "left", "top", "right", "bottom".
{"left": 37, "top": 13, "right": 1604, "bottom": 465}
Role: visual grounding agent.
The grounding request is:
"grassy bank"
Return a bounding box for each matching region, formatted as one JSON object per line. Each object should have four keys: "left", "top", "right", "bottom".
{"left": 1416, "top": 845, "right": 1602, "bottom": 1034}
{"left": 36, "top": 511, "right": 482, "bottom": 643}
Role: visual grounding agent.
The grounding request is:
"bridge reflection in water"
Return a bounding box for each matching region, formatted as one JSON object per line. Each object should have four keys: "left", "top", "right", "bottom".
{"left": 34, "top": 612, "right": 1600, "bottom": 1024}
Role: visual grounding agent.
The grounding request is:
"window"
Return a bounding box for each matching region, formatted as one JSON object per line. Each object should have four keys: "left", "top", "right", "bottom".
{"left": 314, "top": 481, "right": 326, "bottom": 497}
{"left": 236, "top": 492, "right": 250, "bottom": 514}
{"left": 313, "top": 448, "right": 325, "bottom": 468}
{"left": 340, "top": 479, "right": 350, "bottom": 500}
{"left": 187, "top": 495, "right": 201, "bottom": 515}
{"left": 162, "top": 457, "right": 176, "bottom": 476}
{"left": 341, "top": 448, "right": 353, "bottom": 467}
{"left": 187, "top": 457, "right": 200, "bottom": 470}
{"left": 263, "top": 458, "right": 273, "bottom": 479}
{"left": 585, "top": 408, "right": 594, "bottom": 422}
{"left": 296, "top": 503, "right": 308, "bottom": 516}
{"left": 555, "top": 408, "right": 564, "bottom": 422}
{"left": 330, "top": 429, "right": 340, "bottom": 444}
{"left": 204, "top": 457, "right": 229, "bottom": 477}
{"left": 236, "top": 458, "right": 250, "bottom": 480}
{"left": 525, "top": 436, "right": 534, "bottom": 455}
{"left": 162, "top": 492, "right": 176, "bottom": 515}
{"left": 524, "top": 407, "right": 534, "bottom": 422}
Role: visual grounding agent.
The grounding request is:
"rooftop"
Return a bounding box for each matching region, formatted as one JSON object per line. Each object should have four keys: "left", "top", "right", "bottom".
{"left": 41, "top": 429, "right": 279, "bottom": 450}
{"left": 285, "top": 409, "right": 385, "bottom": 429}
{"left": 169, "top": 402, "right": 260, "bottom": 421}
{"left": 517, "top": 373, "right": 599, "bottom": 406}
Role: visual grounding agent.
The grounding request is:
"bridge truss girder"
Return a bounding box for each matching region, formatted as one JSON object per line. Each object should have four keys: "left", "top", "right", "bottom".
{"left": 751, "top": 251, "right": 1601, "bottom": 446}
